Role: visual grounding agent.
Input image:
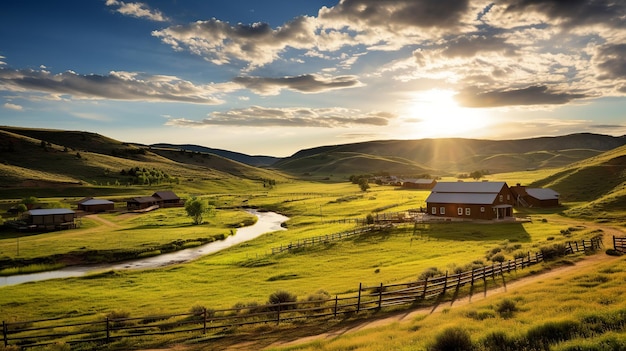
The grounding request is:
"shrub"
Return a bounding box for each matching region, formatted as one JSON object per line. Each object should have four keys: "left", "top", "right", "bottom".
{"left": 106, "top": 309, "right": 131, "bottom": 328}
{"left": 480, "top": 331, "right": 519, "bottom": 351}
{"left": 540, "top": 243, "right": 569, "bottom": 260}
{"left": 496, "top": 299, "right": 518, "bottom": 319}
{"left": 465, "top": 310, "right": 495, "bottom": 321}
{"left": 525, "top": 320, "right": 580, "bottom": 349}
{"left": 419, "top": 267, "right": 444, "bottom": 280}
{"left": 428, "top": 327, "right": 474, "bottom": 351}
{"left": 268, "top": 290, "right": 297, "bottom": 310}
{"left": 605, "top": 249, "right": 623, "bottom": 256}
{"left": 491, "top": 253, "right": 505, "bottom": 263}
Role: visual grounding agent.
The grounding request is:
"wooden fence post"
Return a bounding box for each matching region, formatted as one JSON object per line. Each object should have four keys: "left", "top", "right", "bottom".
{"left": 276, "top": 303, "right": 281, "bottom": 325}
{"left": 442, "top": 271, "right": 449, "bottom": 295}
{"left": 356, "top": 283, "right": 362, "bottom": 313}
{"left": 378, "top": 283, "right": 384, "bottom": 310}
{"left": 614, "top": 236, "right": 617, "bottom": 251}
{"left": 334, "top": 295, "right": 338, "bottom": 317}
{"left": 2, "top": 320, "right": 7, "bottom": 347}
{"left": 575, "top": 241, "right": 579, "bottom": 252}
{"left": 106, "top": 317, "right": 110, "bottom": 343}
{"left": 422, "top": 276, "right": 429, "bottom": 299}
{"left": 202, "top": 308, "right": 207, "bottom": 335}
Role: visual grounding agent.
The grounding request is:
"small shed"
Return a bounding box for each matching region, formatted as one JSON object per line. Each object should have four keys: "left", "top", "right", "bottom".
{"left": 402, "top": 178, "right": 437, "bottom": 189}
{"left": 127, "top": 196, "right": 159, "bottom": 211}
{"left": 153, "top": 191, "right": 183, "bottom": 208}
{"left": 77, "top": 198, "right": 115, "bottom": 213}
{"left": 25, "top": 208, "right": 76, "bottom": 231}
{"left": 510, "top": 185, "right": 560, "bottom": 207}
{"left": 426, "top": 181, "right": 515, "bottom": 220}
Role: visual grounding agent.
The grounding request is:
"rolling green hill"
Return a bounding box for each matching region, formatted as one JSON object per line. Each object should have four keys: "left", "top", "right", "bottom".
{"left": 530, "top": 144, "right": 626, "bottom": 219}
{"left": 274, "top": 133, "right": 626, "bottom": 176}
{"left": 0, "top": 127, "right": 289, "bottom": 197}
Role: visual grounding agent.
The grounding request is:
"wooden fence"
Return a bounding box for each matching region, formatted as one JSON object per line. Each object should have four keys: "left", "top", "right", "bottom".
{"left": 2, "top": 237, "right": 602, "bottom": 348}
{"left": 614, "top": 236, "right": 626, "bottom": 253}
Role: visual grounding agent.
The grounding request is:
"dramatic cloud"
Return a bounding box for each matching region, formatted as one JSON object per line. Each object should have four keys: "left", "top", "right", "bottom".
{"left": 0, "top": 68, "right": 228, "bottom": 104}
{"left": 105, "top": 0, "right": 169, "bottom": 22}
{"left": 319, "top": 0, "right": 471, "bottom": 32}
{"left": 3, "top": 102, "right": 23, "bottom": 111}
{"left": 233, "top": 74, "right": 362, "bottom": 95}
{"left": 166, "top": 106, "right": 394, "bottom": 128}
{"left": 496, "top": 0, "right": 626, "bottom": 29}
{"left": 440, "top": 35, "right": 516, "bottom": 58}
{"left": 455, "top": 85, "right": 589, "bottom": 108}
{"left": 595, "top": 44, "right": 626, "bottom": 80}
{"left": 152, "top": 16, "right": 318, "bottom": 69}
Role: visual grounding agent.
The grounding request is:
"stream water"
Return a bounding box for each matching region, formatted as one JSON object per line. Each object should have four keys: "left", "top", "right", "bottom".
{"left": 0, "top": 210, "right": 288, "bottom": 287}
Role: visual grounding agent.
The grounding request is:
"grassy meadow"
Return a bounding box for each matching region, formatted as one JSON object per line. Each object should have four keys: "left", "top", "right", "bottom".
{"left": 0, "top": 181, "right": 614, "bottom": 323}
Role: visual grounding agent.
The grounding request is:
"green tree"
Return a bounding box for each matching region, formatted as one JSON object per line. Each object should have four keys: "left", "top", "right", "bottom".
{"left": 185, "top": 197, "right": 207, "bottom": 225}
{"left": 358, "top": 177, "right": 370, "bottom": 192}
{"left": 21, "top": 196, "right": 38, "bottom": 210}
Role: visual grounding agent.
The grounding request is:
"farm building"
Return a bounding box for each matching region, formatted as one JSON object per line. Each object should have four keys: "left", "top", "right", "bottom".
{"left": 402, "top": 178, "right": 436, "bottom": 189}
{"left": 77, "top": 197, "right": 115, "bottom": 212}
{"left": 126, "top": 191, "right": 183, "bottom": 211}
{"left": 510, "top": 184, "right": 560, "bottom": 207}
{"left": 24, "top": 208, "right": 76, "bottom": 231}
{"left": 426, "top": 181, "right": 515, "bottom": 220}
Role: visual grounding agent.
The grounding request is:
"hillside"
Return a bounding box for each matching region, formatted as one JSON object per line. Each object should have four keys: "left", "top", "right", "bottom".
{"left": 151, "top": 143, "right": 280, "bottom": 167}
{"left": 530, "top": 144, "right": 626, "bottom": 219}
{"left": 274, "top": 133, "right": 626, "bottom": 176}
{"left": 0, "top": 127, "right": 288, "bottom": 196}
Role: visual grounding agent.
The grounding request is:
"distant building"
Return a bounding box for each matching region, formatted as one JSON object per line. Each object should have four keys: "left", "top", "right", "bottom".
{"left": 510, "top": 184, "right": 560, "bottom": 207}
{"left": 77, "top": 197, "right": 115, "bottom": 213}
{"left": 24, "top": 208, "right": 76, "bottom": 231}
{"left": 402, "top": 178, "right": 436, "bottom": 189}
{"left": 426, "top": 181, "right": 515, "bottom": 220}
{"left": 126, "top": 191, "right": 183, "bottom": 211}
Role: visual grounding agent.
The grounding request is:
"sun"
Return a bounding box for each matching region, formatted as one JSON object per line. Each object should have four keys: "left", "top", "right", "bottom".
{"left": 404, "top": 89, "right": 492, "bottom": 138}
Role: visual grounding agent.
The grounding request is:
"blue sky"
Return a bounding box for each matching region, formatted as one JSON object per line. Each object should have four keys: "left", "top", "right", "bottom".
{"left": 1, "top": 0, "right": 625, "bottom": 156}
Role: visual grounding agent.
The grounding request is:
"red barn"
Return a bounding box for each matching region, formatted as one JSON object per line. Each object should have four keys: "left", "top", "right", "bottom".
{"left": 426, "top": 181, "right": 515, "bottom": 220}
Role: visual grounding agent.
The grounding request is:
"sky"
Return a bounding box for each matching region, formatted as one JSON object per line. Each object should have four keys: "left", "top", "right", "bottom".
{"left": 1, "top": 0, "right": 625, "bottom": 157}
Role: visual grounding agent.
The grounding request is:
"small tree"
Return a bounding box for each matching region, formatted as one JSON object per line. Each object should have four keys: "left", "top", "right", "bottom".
{"left": 21, "top": 196, "right": 38, "bottom": 210}
{"left": 358, "top": 177, "right": 370, "bottom": 192}
{"left": 185, "top": 197, "right": 207, "bottom": 225}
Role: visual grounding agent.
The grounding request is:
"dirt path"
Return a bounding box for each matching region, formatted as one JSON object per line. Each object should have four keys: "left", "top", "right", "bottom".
{"left": 265, "top": 251, "right": 621, "bottom": 350}
{"left": 83, "top": 214, "right": 121, "bottom": 229}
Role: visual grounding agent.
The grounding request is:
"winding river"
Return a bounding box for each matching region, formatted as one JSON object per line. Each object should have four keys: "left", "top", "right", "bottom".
{"left": 0, "top": 210, "right": 288, "bottom": 287}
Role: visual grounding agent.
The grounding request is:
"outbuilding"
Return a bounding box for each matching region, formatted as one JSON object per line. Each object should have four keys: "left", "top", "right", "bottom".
{"left": 25, "top": 208, "right": 76, "bottom": 231}
{"left": 77, "top": 197, "right": 115, "bottom": 213}
{"left": 426, "top": 181, "right": 515, "bottom": 220}
{"left": 510, "top": 184, "right": 560, "bottom": 207}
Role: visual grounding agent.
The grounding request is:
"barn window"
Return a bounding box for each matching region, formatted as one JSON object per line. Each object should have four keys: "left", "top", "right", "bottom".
{"left": 480, "top": 207, "right": 485, "bottom": 212}
{"left": 507, "top": 194, "right": 510, "bottom": 200}
{"left": 465, "top": 208, "right": 471, "bottom": 215}
{"left": 499, "top": 195, "right": 503, "bottom": 202}
{"left": 440, "top": 207, "right": 445, "bottom": 214}
{"left": 432, "top": 207, "right": 436, "bottom": 215}
{"left": 457, "top": 208, "right": 463, "bottom": 215}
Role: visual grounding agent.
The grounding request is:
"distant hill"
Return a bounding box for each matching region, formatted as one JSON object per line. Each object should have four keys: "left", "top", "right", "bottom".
{"left": 151, "top": 143, "right": 280, "bottom": 167}
{"left": 0, "top": 126, "right": 288, "bottom": 193}
{"left": 273, "top": 133, "right": 626, "bottom": 176}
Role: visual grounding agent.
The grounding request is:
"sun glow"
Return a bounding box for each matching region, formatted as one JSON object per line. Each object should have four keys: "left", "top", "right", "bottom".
{"left": 404, "top": 89, "right": 492, "bottom": 138}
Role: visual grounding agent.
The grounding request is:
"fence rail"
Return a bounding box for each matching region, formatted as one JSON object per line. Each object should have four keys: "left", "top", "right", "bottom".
{"left": 2, "top": 237, "right": 602, "bottom": 348}
{"left": 614, "top": 236, "right": 626, "bottom": 253}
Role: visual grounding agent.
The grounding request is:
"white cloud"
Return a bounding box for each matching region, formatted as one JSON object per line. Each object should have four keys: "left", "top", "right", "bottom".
{"left": 166, "top": 106, "right": 395, "bottom": 128}
{"left": 3, "top": 102, "right": 23, "bottom": 110}
{"left": 105, "top": 0, "right": 169, "bottom": 22}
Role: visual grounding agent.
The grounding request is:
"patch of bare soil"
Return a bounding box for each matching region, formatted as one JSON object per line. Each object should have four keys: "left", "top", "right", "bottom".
{"left": 84, "top": 214, "right": 121, "bottom": 228}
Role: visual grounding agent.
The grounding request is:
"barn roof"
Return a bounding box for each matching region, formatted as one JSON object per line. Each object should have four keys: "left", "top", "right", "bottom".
{"left": 431, "top": 181, "right": 507, "bottom": 193}
{"left": 28, "top": 208, "right": 75, "bottom": 216}
{"left": 526, "top": 188, "right": 560, "bottom": 200}
{"left": 80, "top": 199, "right": 114, "bottom": 206}
{"left": 130, "top": 196, "right": 158, "bottom": 203}
{"left": 426, "top": 193, "right": 497, "bottom": 205}
{"left": 153, "top": 191, "right": 180, "bottom": 200}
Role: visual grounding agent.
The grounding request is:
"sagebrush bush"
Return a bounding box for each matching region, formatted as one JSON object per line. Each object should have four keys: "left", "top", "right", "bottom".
{"left": 480, "top": 331, "right": 519, "bottom": 351}
{"left": 496, "top": 299, "right": 518, "bottom": 319}
{"left": 268, "top": 290, "right": 298, "bottom": 310}
{"left": 525, "top": 320, "right": 580, "bottom": 349}
{"left": 428, "top": 327, "right": 474, "bottom": 351}
{"left": 419, "top": 266, "right": 444, "bottom": 280}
